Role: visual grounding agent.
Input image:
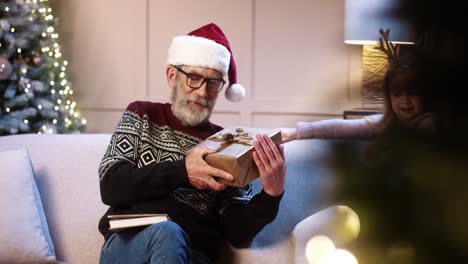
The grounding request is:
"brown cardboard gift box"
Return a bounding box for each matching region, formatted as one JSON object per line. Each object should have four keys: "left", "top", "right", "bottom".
{"left": 197, "top": 126, "right": 282, "bottom": 187}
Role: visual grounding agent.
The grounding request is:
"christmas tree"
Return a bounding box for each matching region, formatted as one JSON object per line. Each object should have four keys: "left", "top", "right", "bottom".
{"left": 0, "top": 0, "right": 86, "bottom": 135}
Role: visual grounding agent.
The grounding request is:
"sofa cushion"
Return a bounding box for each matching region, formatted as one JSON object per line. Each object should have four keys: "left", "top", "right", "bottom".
{"left": 0, "top": 147, "right": 56, "bottom": 263}
{"left": 0, "top": 134, "right": 110, "bottom": 263}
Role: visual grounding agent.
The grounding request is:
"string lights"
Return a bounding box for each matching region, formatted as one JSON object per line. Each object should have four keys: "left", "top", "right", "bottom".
{"left": 0, "top": 0, "right": 86, "bottom": 135}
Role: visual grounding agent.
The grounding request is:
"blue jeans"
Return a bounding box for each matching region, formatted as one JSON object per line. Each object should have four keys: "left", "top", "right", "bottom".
{"left": 100, "top": 221, "right": 211, "bottom": 264}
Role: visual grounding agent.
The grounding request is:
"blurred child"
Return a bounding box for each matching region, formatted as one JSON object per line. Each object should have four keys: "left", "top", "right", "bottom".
{"left": 281, "top": 31, "right": 437, "bottom": 143}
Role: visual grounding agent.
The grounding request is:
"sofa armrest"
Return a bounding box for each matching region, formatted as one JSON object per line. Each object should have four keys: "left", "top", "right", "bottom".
{"left": 289, "top": 205, "right": 360, "bottom": 264}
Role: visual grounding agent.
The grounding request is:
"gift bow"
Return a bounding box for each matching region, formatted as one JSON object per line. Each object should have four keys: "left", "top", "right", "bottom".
{"left": 208, "top": 128, "right": 254, "bottom": 146}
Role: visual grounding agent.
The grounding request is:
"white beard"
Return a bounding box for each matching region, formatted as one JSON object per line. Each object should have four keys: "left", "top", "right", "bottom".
{"left": 170, "top": 81, "right": 216, "bottom": 127}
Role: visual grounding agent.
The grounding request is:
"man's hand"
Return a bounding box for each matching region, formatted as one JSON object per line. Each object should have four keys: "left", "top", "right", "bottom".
{"left": 252, "top": 134, "right": 286, "bottom": 196}
{"left": 186, "top": 145, "right": 233, "bottom": 191}
{"left": 280, "top": 127, "right": 298, "bottom": 143}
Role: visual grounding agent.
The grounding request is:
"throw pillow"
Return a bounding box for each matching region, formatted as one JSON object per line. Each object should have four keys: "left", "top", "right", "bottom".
{"left": 0, "top": 147, "right": 56, "bottom": 263}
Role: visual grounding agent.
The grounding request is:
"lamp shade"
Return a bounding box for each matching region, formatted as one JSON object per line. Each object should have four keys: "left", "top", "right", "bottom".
{"left": 344, "top": 0, "right": 414, "bottom": 45}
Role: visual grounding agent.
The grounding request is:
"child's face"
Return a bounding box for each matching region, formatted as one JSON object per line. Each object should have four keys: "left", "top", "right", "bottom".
{"left": 389, "top": 72, "right": 424, "bottom": 123}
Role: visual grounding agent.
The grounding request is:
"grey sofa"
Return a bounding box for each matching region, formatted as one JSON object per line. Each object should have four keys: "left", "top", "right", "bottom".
{"left": 0, "top": 134, "right": 358, "bottom": 264}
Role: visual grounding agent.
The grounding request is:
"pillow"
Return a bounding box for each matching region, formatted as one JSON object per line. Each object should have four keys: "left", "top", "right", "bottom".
{"left": 0, "top": 147, "right": 56, "bottom": 263}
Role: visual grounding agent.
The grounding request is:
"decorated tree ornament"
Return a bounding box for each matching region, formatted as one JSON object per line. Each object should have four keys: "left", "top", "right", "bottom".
{"left": 0, "top": 0, "right": 85, "bottom": 135}
{"left": 225, "top": 83, "right": 246, "bottom": 102}
{"left": 0, "top": 19, "right": 11, "bottom": 32}
{"left": 33, "top": 56, "right": 43, "bottom": 66}
{"left": 0, "top": 57, "right": 13, "bottom": 80}
{"left": 37, "top": 122, "right": 57, "bottom": 134}
{"left": 30, "top": 80, "right": 46, "bottom": 93}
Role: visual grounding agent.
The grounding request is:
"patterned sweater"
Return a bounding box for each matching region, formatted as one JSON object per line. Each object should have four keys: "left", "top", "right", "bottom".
{"left": 98, "top": 101, "right": 282, "bottom": 259}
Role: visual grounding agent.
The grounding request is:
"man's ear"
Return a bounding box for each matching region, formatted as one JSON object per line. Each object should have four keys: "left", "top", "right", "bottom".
{"left": 167, "top": 65, "right": 177, "bottom": 89}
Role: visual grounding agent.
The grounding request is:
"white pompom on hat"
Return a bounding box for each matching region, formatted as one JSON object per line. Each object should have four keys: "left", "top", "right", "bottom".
{"left": 167, "top": 23, "right": 246, "bottom": 102}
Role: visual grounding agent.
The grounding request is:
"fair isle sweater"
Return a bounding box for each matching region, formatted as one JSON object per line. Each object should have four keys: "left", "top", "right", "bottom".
{"left": 98, "top": 101, "right": 282, "bottom": 260}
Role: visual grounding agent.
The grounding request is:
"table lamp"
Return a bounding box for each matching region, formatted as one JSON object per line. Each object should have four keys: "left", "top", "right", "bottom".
{"left": 344, "top": 0, "right": 414, "bottom": 108}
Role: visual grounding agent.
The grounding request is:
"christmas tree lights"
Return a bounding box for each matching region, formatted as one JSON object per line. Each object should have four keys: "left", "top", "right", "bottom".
{"left": 0, "top": 0, "right": 86, "bottom": 135}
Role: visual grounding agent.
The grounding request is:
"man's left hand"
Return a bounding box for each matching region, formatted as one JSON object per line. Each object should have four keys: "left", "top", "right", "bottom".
{"left": 252, "top": 134, "right": 286, "bottom": 196}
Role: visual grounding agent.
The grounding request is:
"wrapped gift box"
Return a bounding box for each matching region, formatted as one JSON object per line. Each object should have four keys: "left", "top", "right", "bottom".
{"left": 198, "top": 126, "right": 282, "bottom": 187}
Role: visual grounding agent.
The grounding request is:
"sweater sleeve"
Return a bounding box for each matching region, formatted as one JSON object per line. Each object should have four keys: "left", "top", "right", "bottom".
{"left": 98, "top": 104, "right": 190, "bottom": 207}
{"left": 100, "top": 159, "right": 189, "bottom": 207}
{"left": 296, "top": 114, "right": 383, "bottom": 140}
{"left": 219, "top": 189, "right": 283, "bottom": 247}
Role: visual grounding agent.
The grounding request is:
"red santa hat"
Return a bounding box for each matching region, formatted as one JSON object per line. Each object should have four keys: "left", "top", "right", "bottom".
{"left": 167, "top": 23, "right": 246, "bottom": 102}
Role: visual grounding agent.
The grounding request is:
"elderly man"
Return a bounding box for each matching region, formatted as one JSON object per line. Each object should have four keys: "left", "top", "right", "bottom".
{"left": 98, "top": 23, "right": 285, "bottom": 264}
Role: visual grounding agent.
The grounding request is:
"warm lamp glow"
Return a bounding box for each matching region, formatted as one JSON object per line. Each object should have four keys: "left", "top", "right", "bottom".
{"left": 336, "top": 205, "right": 361, "bottom": 242}
{"left": 344, "top": 0, "right": 415, "bottom": 108}
{"left": 321, "top": 249, "right": 358, "bottom": 264}
{"left": 306, "top": 235, "right": 359, "bottom": 264}
{"left": 306, "top": 235, "right": 336, "bottom": 264}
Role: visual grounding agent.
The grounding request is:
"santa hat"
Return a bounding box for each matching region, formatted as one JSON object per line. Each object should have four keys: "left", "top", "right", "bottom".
{"left": 167, "top": 23, "right": 246, "bottom": 102}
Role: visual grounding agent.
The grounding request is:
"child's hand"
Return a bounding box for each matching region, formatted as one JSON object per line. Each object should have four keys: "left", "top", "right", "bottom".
{"left": 280, "top": 127, "right": 297, "bottom": 143}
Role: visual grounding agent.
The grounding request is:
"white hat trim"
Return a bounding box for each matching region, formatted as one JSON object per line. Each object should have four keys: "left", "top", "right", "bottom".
{"left": 167, "top": 35, "right": 230, "bottom": 76}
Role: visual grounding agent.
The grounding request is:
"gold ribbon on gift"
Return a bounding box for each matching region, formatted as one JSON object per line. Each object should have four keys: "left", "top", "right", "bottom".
{"left": 202, "top": 126, "right": 282, "bottom": 187}
{"left": 207, "top": 128, "right": 254, "bottom": 146}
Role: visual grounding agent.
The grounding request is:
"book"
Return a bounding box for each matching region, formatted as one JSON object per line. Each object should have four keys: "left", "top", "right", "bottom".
{"left": 108, "top": 214, "right": 170, "bottom": 231}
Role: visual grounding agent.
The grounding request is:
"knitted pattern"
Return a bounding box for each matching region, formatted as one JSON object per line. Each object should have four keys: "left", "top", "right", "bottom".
{"left": 99, "top": 101, "right": 252, "bottom": 216}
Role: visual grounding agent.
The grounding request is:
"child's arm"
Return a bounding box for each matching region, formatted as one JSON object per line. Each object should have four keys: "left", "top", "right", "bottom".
{"left": 296, "top": 114, "right": 383, "bottom": 140}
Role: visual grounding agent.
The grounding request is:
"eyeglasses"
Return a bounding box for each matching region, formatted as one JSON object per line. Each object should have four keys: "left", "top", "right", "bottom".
{"left": 174, "top": 66, "right": 226, "bottom": 93}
